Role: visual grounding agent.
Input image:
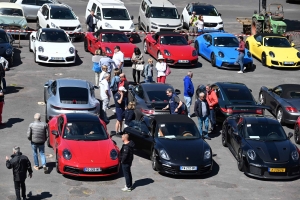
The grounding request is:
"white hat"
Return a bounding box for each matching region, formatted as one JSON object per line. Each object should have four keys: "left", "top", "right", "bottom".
{"left": 119, "top": 86, "right": 127, "bottom": 92}
{"left": 157, "top": 55, "right": 164, "bottom": 60}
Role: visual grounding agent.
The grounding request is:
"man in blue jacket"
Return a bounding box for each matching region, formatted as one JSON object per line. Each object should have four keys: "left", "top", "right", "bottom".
{"left": 183, "top": 71, "right": 194, "bottom": 117}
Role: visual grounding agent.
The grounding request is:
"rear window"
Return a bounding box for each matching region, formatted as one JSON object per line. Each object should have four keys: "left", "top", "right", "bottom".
{"left": 223, "top": 87, "right": 253, "bottom": 101}
{"left": 59, "top": 87, "right": 88, "bottom": 104}
{"left": 146, "top": 91, "right": 169, "bottom": 102}
{"left": 289, "top": 91, "right": 300, "bottom": 99}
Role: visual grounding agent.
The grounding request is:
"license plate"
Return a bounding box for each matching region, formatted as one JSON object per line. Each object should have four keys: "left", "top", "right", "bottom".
{"left": 284, "top": 61, "right": 294, "bottom": 64}
{"left": 83, "top": 168, "right": 101, "bottom": 172}
{"left": 124, "top": 57, "right": 131, "bottom": 60}
{"left": 180, "top": 166, "right": 197, "bottom": 171}
{"left": 51, "top": 57, "right": 64, "bottom": 60}
{"left": 268, "top": 168, "right": 286, "bottom": 172}
{"left": 178, "top": 60, "right": 189, "bottom": 63}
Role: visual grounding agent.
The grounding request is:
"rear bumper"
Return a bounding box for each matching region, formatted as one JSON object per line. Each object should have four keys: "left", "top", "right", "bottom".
{"left": 283, "top": 112, "right": 300, "bottom": 124}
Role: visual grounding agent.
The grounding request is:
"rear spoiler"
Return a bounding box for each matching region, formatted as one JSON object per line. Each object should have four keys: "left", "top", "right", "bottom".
{"left": 224, "top": 104, "right": 270, "bottom": 115}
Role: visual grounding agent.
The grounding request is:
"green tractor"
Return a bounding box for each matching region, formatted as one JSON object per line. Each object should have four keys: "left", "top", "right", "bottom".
{"left": 251, "top": 0, "right": 287, "bottom": 35}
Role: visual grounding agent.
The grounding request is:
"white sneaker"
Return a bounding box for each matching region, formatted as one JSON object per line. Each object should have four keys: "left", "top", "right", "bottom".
{"left": 237, "top": 71, "right": 243, "bottom": 74}
{"left": 122, "top": 186, "right": 132, "bottom": 191}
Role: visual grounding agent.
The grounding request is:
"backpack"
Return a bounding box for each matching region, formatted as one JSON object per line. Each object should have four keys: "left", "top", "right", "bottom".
{"left": 92, "top": 62, "right": 101, "bottom": 73}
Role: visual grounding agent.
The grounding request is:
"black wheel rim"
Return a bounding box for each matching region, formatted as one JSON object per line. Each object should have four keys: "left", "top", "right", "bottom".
{"left": 262, "top": 54, "right": 266, "bottom": 65}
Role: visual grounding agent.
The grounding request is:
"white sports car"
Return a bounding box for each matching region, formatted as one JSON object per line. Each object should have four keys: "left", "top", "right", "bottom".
{"left": 29, "top": 28, "right": 76, "bottom": 64}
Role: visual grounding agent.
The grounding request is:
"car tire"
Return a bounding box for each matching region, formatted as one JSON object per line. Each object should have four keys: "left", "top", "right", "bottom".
{"left": 9, "top": 56, "right": 13, "bottom": 67}
{"left": 276, "top": 107, "right": 284, "bottom": 125}
{"left": 56, "top": 153, "right": 61, "bottom": 174}
{"left": 147, "top": 26, "right": 150, "bottom": 33}
{"left": 47, "top": 137, "right": 51, "bottom": 148}
{"left": 151, "top": 150, "right": 157, "bottom": 171}
{"left": 222, "top": 125, "right": 228, "bottom": 147}
{"left": 45, "top": 106, "right": 49, "bottom": 123}
{"left": 36, "top": 19, "right": 40, "bottom": 30}
{"left": 138, "top": 17, "right": 142, "bottom": 30}
{"left": 295, "top": 125, "right": 300, "bottom": 144}
{"left": 143, "top": 41, "right": 148, "bottom": 54}
{"left": 211, "top": 53, "right": 216, "bottom": 67}
{"left": 261, "top": 53, "right": 267, "bottom": 66}
{"left": 194, "top": 41, "right": 200, "bottom": 56}
{"left": 34, "top": 50, "right": 37, "bottom": 63}
{"left": 259, "top": 92, "right": 264, "bottom": 105}
{"left": 29, "top": 38, "right": 33, "bottom": 52}
{"left": 237, "top": 149, "right": 244, "bottom": 172}
{"left": 84, "top": 38, "right": 88, "bottom": 52}
{"left": 245, "top": 41, "right": 250, "bottom": 51}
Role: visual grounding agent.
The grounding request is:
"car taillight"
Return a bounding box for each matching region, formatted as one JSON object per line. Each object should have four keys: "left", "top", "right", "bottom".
{"left": 256, "top": 109, "right": 263, "bottom": 114}
{"left": 286, "top": 106, "right": 298, "bottom": 113}
{"left": 140, "top": 108, "right": 154, "bottom": 115}
{"left": 221, "top": 107, "right": 233, "bottom": 114}
{"left": 50, "top": 105, "right": 62, "bottom": 110}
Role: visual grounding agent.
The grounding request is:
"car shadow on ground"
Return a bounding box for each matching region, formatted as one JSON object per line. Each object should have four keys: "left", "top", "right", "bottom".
{"left": 208, "top": 124, "right": 222, "bottom": 139}
{"left": 284, "top": 19, "right": 300, "bottom": 32}
{"left": 26, "top": 191, "right": 52, "bottom": 200}
{"left": 37, "top": 51, "right": 83, "bottom": 67}
{"left": 63, "top": 170, "right": 123, "bottom": 182}
{"left": 0, "top": 118, "right": 24, "bottom": 129}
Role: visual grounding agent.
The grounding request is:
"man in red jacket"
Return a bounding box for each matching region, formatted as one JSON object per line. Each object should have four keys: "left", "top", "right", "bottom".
{"left": 206, "top": 84, "right": 218, "bottom": 132}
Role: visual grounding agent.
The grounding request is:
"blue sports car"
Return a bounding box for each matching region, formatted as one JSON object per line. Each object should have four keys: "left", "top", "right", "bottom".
{"left": 194, "top": 32, "right": 253, "bottom": 70}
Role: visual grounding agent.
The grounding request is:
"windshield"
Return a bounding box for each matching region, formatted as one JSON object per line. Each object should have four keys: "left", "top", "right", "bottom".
{"left": 102, "top": 8, "right": 130, "bottom": 20}
{"left": 50, "top": 8, "right": 76, "bottom": 19}
{"left": 223, "top": 87, "right": 254, "bottom": 101}
{"left": 214, "top": 37, "right": 239, "bottom": 47}
{"left": 160, "top": 35, "right": 188, "bottom": 45}
{"left": 156, "top": 122, "right": 200, "bottom": 139}
{"left": 0, "top": 8, "right": 23, "bottom": 16}
{"left": 150, "top": 7, "right": 180, "bottom": 19}
{"left": 101, "top": 33, "right": 129, "bottom": 43}
{"left": 63, "top": 121, "right": 108, "bottom": 140}
{"left": 59, "top": 87, "right": 88, "bottom": 104}
{"left": 264, "top": 37, "right": 291, "bottom": 47}
{"left": 0, "top": 33, "right": 9, "bottom": 43}
{"left": 245, "top": 124, "right": 287, "bottom": 141}
{"left": 39, "top": 31, "right": 69, "bottom": 43}
{"left": 193, "top": 6, "right": 218, "bottom": 16}
{"left": 146, "top": 90, "right": 169, "bottom": 102}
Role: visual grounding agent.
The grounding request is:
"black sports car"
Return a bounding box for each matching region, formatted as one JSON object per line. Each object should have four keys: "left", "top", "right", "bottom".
{"left": 0, "top": 29, "right": 14, "bottom": 67}
{"left": 209, "top": 82, "right": 262, "bottom": 122}
{"left": 222, "top": 113, "right": 300, "bottom": 179}
{"left": 127, "top": 83, "right": 187, "bottom": 120}
{"left": 259, "top": 84, "right": 300, "bottom": 125}
{"left": 121, "top": 115, "right": 213, "bottom": 175}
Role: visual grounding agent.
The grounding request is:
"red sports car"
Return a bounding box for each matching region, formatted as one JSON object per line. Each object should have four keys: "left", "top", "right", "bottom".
{"left": 84, "top": 29, "right": 137, "bottom": 62}
{"left": 295, "top": 116, "right": 300, "bottom": 144}
{"left": 143, "top": 31, "right": 198, "bottom": 66}
{"left": 48, "top": 113, "right": 120, "bottom": 177}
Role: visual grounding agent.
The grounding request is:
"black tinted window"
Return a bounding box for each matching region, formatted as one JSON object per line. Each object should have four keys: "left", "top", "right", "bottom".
{"left": 0, "top": 8, "right": 23, "bottom": 16}
{"left": 38, "top": 0, "right": 54, "bottom": 6}
{"left": 146, "top": 91, "right": 168, "bottom": 102}
{"left": 223, "top": 87, "right": 253, "bottom": 101}
{"left": 0, "top": 33, "right": 9, "bottom": 43}
{"left": 59, "top": 87, "right": 88, "bottom": 104}
{"left": 193, "top": 6, "right": 218, "bottom": 16}
{"left": 40, "top": 31, "right": 69, "bottom": 43}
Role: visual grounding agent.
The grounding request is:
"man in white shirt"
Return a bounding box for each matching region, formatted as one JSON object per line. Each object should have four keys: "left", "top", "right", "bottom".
{"left": 0, "top": 57, "right": 8, "bottom": 92}
{"left": 86, "top": 10, "right": 97, "bottom": 32}
{"left": 112, "top": 46, "right": 124, "bottom": 73}
{"left": 100, "top": 73, "right": 111, "bottom": 123}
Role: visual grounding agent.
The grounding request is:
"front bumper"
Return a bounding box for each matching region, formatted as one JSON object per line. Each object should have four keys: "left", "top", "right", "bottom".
{"left": 150, "top": 25, "right": 182, "bottom": 32}
{"left": 268, "top": 59, "right": 300, "bottom": 68}
{"left": 244, "top": 162, "right": 300, "bottom": 180}
{"left": 216, "top": 57, "right": 253, "bottom": 68}
{"left": 36, "top": 52, "right": 76, "bottom": 64}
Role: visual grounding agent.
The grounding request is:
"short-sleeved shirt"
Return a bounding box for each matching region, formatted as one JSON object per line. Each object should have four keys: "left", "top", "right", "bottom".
{"left": 100, "top": 79, "right": 110, "bottom": 100}
{"left": 112, "top": 51, "right": 124, "bottom": 70}
{"left": 114, "top": 92, "right": 126, "bottom": 109}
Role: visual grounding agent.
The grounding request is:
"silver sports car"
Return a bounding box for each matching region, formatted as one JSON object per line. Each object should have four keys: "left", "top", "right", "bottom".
{"left": 44, "top": 78, "right": 100, "bottom": 122}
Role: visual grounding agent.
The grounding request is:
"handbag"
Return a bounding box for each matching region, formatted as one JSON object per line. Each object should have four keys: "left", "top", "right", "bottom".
{"left": 165, "top": 65, "right": 171, "bottom": 76}
{"left": 136, "top": 64, "right": 144, "bottom": 71}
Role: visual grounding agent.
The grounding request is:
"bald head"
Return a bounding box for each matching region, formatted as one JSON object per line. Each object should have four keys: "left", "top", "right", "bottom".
{"left": 34, "top": 113, "right": 41, "bottom": 120}
{"left": 187, "top": 71, "right": 193, "bottom": 78}
{"left": 122, "top": 133, "right": 129, "bottom": 142}
{"left": 199, "top": 92, "right": 205, "bottom": 100}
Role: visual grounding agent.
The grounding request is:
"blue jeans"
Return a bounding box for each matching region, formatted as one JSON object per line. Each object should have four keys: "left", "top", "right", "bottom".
{"left": 209, "top": 109, "right": 216, "bottom": 128}
{"left": 144, "top": 76, "right": 153, "bottom": 83}
{"left": 88, "top": 25, "right": 95, "bottom": 32}
{"left": 1, "top": 77, "right": 6, "bottom": 89}
{"left": 184, "top": 96, "right": 192, "bottom": 116}
{"left": 236, "top": 52, "right": 245, "bottom": 71}
{"left": 197, "top": 116, "right": 209, "bottom": 136}
{"left": 31, "top": 143, "right": 46, "bottom": 167}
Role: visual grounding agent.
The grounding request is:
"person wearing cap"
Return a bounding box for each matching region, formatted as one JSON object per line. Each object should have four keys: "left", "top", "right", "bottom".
{"left": 112, "top": 46, "right": 124, "bottom": 72}
{"left": 27, "top": 113, "right": 48, "bottom": 173}
{"left": 100, "top": 73, "right": 111, "bottom": 123}
{"left": 6, "top": 146, "right": 33, "bottom": 200}
{"left": 114, "top": 86, "right": 127, "bottom": 134}
{"left": 155, "top": 55, "right": 167, "bottom": 83}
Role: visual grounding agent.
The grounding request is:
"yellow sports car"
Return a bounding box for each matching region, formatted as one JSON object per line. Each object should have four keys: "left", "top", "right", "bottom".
{"left": 245, "top": 33, "right": 300, "bottom": 68}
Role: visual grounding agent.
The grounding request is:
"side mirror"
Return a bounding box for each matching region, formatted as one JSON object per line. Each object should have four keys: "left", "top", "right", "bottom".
{"left": 32, "top": 36, "right": 36, "bottom": 40}
{"left": 131, "top": 15, "right": 134, "bottom": 20}
{"left": 288, "top": 132, "right": 293, "bottom": 139}
{"left": 257, "top": 42, "right": 261, "bottom": 46}
{"left": 145, "top": 13, "right": 149, "bottom": 18}
{"left": 70, "top": 37, "right": 74, "bottom": 42}
{"left": 44, "top": 82, "right": 49, "bottom": 88}
{"left": 218, "top": 13, "right": 222, "bottom": 16}
{"left": 175, "top": 89, "right": 181, "bottom": 95}
{"left": 110, "top": 131, "right": 117, "bottom": 137}
{"left": 233, "top": 131, "right": 238, "bottom": 135}
{"left": 188, "top": 11, "right": 191, "bottom": 15}
{"left": 76, "top": 16, "right": 79, "bottom": 20}
{"left": 51, "top": 130, "right": 58, "bottom": 136}
{"left": 141, "top": 132, "right": 149, "bottom": 137}
{"left": 44, "top": 15, "right": 47, "bottom": 19}
{"left": 205, "top": 42, "right": 210, "bottom": 46}
{"left": 249, "top": 89, "right": 252, "bottom": 92}
{"left": 291, "top": 43, "right": 295, "bottom": 47}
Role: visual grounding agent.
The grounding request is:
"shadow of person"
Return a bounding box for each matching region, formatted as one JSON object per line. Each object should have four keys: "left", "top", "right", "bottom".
{"left": 45, "top": 162, "right": 55, "bottom": 174}
{"left": 0, "top": 118, "right": 24, "bottom": 129}
{"left": 132, "top": 178, "right": 154, "bottom": 189}
{"left": 5, "top": 86, "right": 24, "bottom": 94}
{"left": 27, "top": 191, "right": 52, "bottom": 200}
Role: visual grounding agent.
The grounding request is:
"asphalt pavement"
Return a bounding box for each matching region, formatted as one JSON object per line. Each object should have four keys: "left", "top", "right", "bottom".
{"left": 0, "top": 0, "right": 300, "bottom": 199}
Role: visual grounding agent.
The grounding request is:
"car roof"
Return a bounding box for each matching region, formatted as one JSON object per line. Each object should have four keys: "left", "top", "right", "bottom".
{"left": 153, "top": 114, "right": 195, "bottom": 124}
{"left": 215, "top": 82, "right": 247, "bottom": 89}
{"left": 65, "top": 113, "right": 100, "bottom": 122}
{"left": 141, "top": 83, "right": 174, "bottom": 91}
{"left": 242, "top": 114, "right": 279, "bottom": 125}
{"left": 0, "top": 2, "right": 23, "bottom": 9}
{"left": 56, "top": 78, "right": 89, "bottom": 88}
{"left": 191, "top": 3, "right": 214, "bottom": 7}
{"left": 155, "top": 31, "right": 181, "bottom": 36}
{"left": 41, "top": 28, "right": 65, "bottom": 33}
{"left": 209, "top": 32, "right": 236, "bottom": 37}
{"left": 277, "top": 84, "right": 300, "bottom": 99}
{"left": 146, "top": 0, "right": 175, "bottom": 7}
{"left": 254, "top": 33, "right": 283, "bottom": 38}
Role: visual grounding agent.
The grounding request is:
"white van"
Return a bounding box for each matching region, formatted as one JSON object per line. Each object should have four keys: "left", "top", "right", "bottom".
{"left": 85, "top": 0, "right": 135, "bottom": 32}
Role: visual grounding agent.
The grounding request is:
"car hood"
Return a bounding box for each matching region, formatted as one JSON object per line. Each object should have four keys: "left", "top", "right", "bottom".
{"left": 101, "top": 42, "right": 136, "bottom": 58}
{"left": 0, "top": 43, "right": 12, "bottom": 55}
{"left": 102, "top": 20, "right": 134, "bottom": 30}
{"left": 157, "top": 138, "right": 206, "bottom": 162}
{"left": 215, "top": 47, "right": 240, "bottom": 58}
{"left": 263, "top": 47, "right": 299, "bottom": 60}
{"left": 246, "top": 139, "right": 291, "bottom": 162}
{"left": 151, "top": 18, "right": 181, "bottom": 26}
{"left": 0, "top": 15, "right": 27, "bottom": 28}
{"left": 203, "top": 16, "right": 222, "bottom": 23}
{"left": 51, "top": 19, "right": 80, "bottom": 27}
{"left": 64, "top": 139, "right": 113, "bottom": 164}
{"left": 37, "top": 42, "right": 74, "bottom": 54}
{"left": 284, "top": 98, "right": 300, "bottom": 110}
{"left": 161, "top": 45, "right": 195, "bottom": 58}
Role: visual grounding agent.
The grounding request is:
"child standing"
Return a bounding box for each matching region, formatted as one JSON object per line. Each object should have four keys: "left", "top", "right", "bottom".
{"left": 123, "top": 102, "right": 136, "bottom": 128}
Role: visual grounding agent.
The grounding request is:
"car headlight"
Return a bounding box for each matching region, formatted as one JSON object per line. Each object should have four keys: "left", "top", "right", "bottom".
{"left": 105, "top": 47, "right": 112, "bottom": 54}
{"left": 130, "top": 23, "right": 134, "bottom": 29}
{"left": 69, "top": 47, "right": 74, "bottom": 54}
{"left": 159, "top": 149, "right": 170, "bottom": 160}
{"left": 77, "top": 24, "right": 81, "bottom": 29}
{"left": 110, "top": 149, "right": 118, "bottom": 160}
{"left": 164, "top": 50, "right": 171, "bottom": 56}
{"left": 38, "top": 46, "right": 44, "bottom": 52}
{"left": 51, "top": 22, "right": 59, "bottom": 28}
{"left": 218, "top": 51, "right": 224, "bottom": 58}
{"left": 151, "top": 22, "right": 157, "bottom": 26}
{"left": 219, "top": 21, "right": 223, "bottom": 24}
{"left": 247, "top": 51, "right": 252, "bottom": 57}
{"left": 192, "top": 50, "right": 197, "bottom": 56}
{"left": 62, "top": 149, "right": 72, "bottom": 160}
{"left": 105, "top": 22, "right": 112, "bottom": 28}
{"left": 6, "top": 48, "right": 12, "bottom": 55}
{"left": 204, "top": 149, "right": 211, "bottom": 160}
{"left": 247, "top": 149, "right": 256, "bottom": 160}
{"left": 269, "top": 51, "right": 275, "bottom": 58}
{"left": 291, "top": 150, "right": 299, "bottom": 161}
{"left": 297, "top": 52, "right": 300, "bottom": 58}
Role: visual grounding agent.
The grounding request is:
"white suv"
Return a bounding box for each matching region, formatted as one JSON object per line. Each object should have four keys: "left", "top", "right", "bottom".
{"left": 138, "top": 0, "right": 182, "bottom": 32}
{"left": 85, "top": 0, "right": 135, "bottom": 32}
{"left": 182, "top": 3, "right": 223, "bottom": 30}
{"left": 37, "top": 4, "right": 82, "bottom": 40}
